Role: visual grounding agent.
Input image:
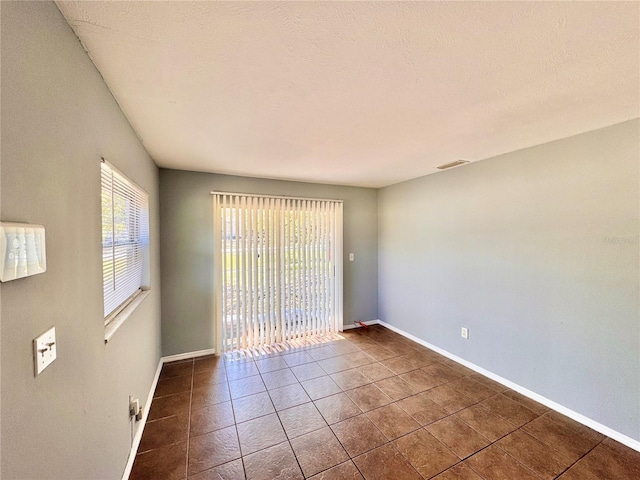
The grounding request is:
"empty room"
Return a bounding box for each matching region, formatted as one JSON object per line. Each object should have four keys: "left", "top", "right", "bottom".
{"left": 1, "top": 1, "right": 639, "bottom": 479}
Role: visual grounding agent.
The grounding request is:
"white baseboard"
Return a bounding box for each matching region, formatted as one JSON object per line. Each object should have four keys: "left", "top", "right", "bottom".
{"left": 121, "top": 348, "right": 216, "bottom": 480}
{"left": 121, "top": 320, "right": 639, "bottom": 479}
{"left": 378, "top": 320, "right": 640, "bottom": 453}
{"left": 121, "top": 359, "right": 163, "bottom": 480}
{"left": 343, "top": 319, "right": 381, "bottom": 330}
{"left": 162, "top": 348, "right": 217, "bottom": 363}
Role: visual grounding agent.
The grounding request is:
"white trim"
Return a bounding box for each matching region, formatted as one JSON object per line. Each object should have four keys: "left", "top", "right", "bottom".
{"left": 343, "top": 319, "right": 380, "bottom": 330}
{"left": 212, "top": 195, "right": 224, "bottom": 354}
{"left": 334, "top": 204, "right": 344, "bottom": 334}
{"left": 101, "top": 160, "right": 150, "bottom": 320}
{"left": 121, "top": 359, "right": 162, "bottom": 480}
{"left": 121, "top": 348, "right": 217, "bottom": 480}
{"left": 162, "top": 348, "right": 217, "bottom": 363}
{"left": 120, "top": 317, "right": 640, "bottom": 480}
{"left": 378, "top": 320, "right": 640, "bottom": 453}
{"left": 104, "top": 290, "right": 151, "bottom": 343}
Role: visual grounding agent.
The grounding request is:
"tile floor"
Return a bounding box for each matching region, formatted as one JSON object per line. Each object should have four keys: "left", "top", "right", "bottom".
{"left": 130, "top": 325, "right": 640, "bottom": 479}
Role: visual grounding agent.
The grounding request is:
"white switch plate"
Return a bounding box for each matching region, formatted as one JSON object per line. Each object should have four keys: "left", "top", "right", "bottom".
{"left": 461, "top": 327, "right": 469, "bottom": 339}
{"left": 34, "top": 326, "right": 56, "bottom": 376}
{"left": 349, "top": 253, "right": 354, "bottom": 261}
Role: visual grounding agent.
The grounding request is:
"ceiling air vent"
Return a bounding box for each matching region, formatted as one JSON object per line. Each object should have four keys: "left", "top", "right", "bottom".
{"left": 437, "top": 160, "right": 469, "bottom": 170}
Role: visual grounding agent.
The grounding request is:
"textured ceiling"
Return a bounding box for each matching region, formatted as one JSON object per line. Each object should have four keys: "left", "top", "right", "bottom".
{"left": 56, "top": 1, "right": 639, "bottom": 188}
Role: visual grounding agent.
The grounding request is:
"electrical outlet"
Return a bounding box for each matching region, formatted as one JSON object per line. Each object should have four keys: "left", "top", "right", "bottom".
{"left": 461, "top": 327, "right": 469, "bottom": 339}
{"left": 129, "top": 395, "right": 141, "bottom": 419}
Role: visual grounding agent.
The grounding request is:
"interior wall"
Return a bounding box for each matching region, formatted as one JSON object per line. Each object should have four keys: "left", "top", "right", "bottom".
{"left": 159, "top": 169, "right": 378, "bottom": 356}
{"left": 378, "top": 119, "right": 640, "bottom": 441}
{"left": 1, "top": 2, "right": 161, "bottom": 479}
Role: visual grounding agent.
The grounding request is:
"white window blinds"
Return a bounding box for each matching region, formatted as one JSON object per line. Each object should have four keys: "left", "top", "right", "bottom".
{"left": 212, "top": 193, "right": 343, "bottom": 352}
{"left": 101, "top": 160, "right": 149, "bottom": 320}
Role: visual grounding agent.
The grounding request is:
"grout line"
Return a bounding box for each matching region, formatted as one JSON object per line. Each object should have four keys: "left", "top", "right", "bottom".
{"left": 153, "top": 328, "right": 621, "bottom": 479}
{"left": 552, "top": 438, "right": 605, "bottom": 479}
{"left": 350, "top": 329, "right": 609, "bottom": 478}
{"left": 405, "top": 382, "right": 601, "bottom": 479}
{"left": 379, "top": 321, "right": 640, "bottom": 453}
{"left": 337, "top": 340, "right": 548, "bottom": 477}
{"left": 184, "top": 359, "right": 195, "bottom": 478}
{"left": 223, "top": 360, "right": 248, "bottom": 480}
{"left": 256, "top": 364, "right": 307, "bottom": 478}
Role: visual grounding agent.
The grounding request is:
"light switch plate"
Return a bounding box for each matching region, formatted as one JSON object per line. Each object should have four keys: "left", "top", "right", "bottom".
{"left": 34, "top": 327, "right": 56, "bottom": 376}
{"left": 349, "top": 253, "right": 354, "bottom": 261}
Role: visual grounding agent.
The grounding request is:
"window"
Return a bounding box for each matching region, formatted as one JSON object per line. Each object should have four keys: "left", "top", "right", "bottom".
{"left": 101, "top": 160, "right": 149, "bottom": 326}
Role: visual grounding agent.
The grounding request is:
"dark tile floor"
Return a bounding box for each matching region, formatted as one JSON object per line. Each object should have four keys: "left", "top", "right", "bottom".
{"left": 130, "top": 325, "right": 640, "bottom": 479}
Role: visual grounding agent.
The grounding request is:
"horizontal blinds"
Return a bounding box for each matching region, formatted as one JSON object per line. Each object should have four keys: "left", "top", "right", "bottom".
{"left": 213, "top": 194, "right": 343, "bottom": 352}
{"left": 101, "top": 161, "right": 149, "bottom": 319}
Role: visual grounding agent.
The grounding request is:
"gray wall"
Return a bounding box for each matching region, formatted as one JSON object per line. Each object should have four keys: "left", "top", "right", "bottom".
{"left": 160, "top": 169, "right": 378, "bottom": 356}
{"left": 1, "top": 2, "right": 161, "bottom": 479}
{"left": 378, "top": 119, "right": 640, "bottom": 441}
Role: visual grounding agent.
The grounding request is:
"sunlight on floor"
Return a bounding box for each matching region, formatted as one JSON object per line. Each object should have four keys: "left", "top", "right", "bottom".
{"left": 223, "top": 331, "right": 352, "bottom": 362}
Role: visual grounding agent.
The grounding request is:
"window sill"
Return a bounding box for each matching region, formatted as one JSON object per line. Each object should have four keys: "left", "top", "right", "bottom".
{"left": 104, "top": 289, "right": 151, "bottom": 344}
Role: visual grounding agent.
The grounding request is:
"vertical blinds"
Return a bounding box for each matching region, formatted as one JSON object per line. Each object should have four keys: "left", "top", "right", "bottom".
{"left": 212, "top": 193, "right": 343, "bottom": 351}
{"left": 101, "top": 161, "right": 149, "bottom": 320}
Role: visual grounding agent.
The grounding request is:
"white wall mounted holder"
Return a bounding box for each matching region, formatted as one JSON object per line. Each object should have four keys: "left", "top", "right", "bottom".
{"left": 0, "top": 222, "right": 46, "bottom": 282}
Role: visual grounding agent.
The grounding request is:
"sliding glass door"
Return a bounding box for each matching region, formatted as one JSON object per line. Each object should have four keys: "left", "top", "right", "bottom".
{"left": 212, "top": 193, "right": 343, "bottom": 352}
